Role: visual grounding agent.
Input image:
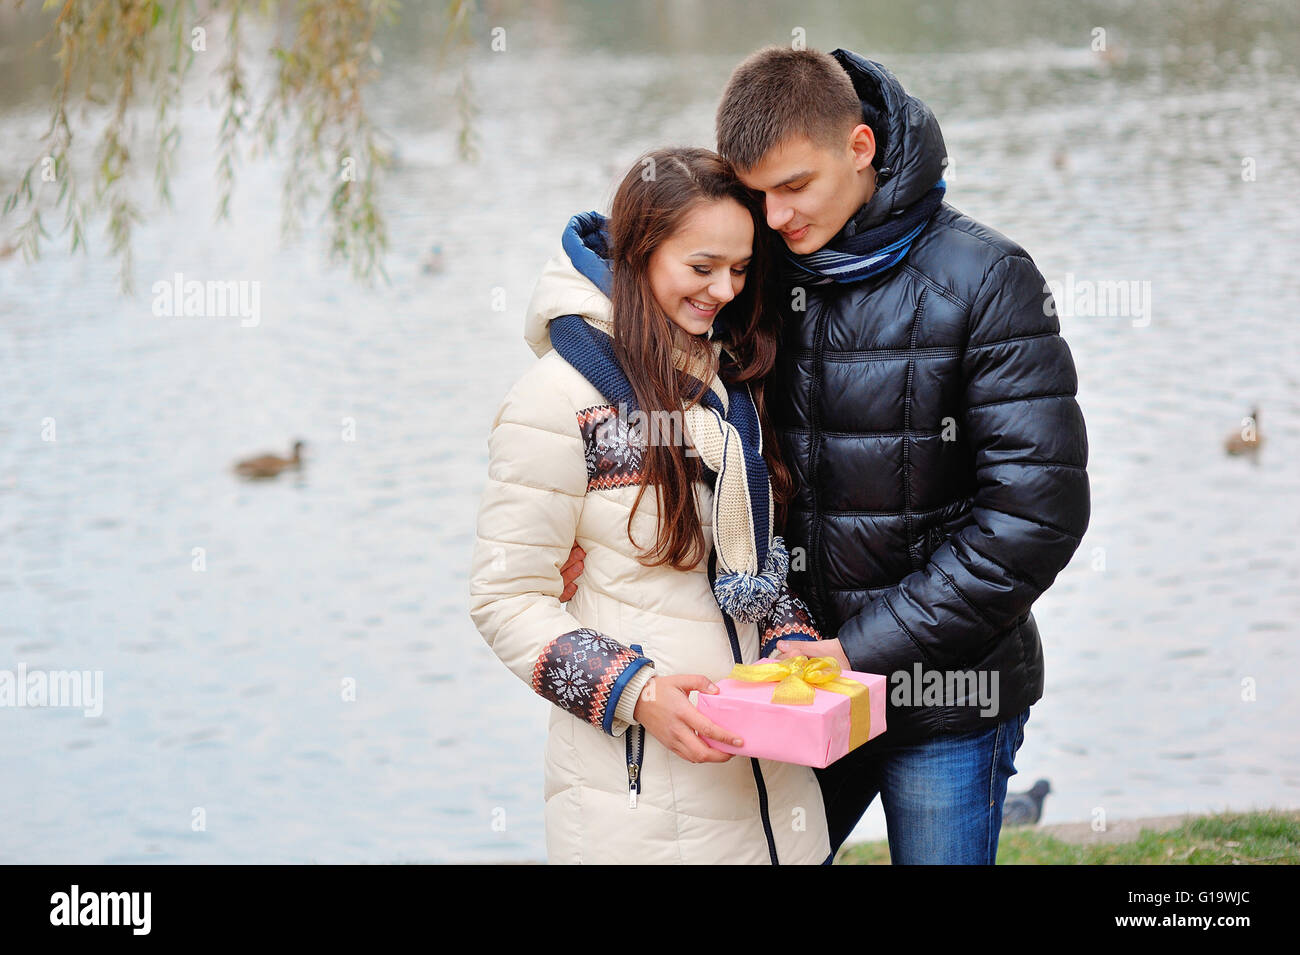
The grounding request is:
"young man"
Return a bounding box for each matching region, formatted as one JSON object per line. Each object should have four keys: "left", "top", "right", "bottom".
{"left": 710, "top": 46, "right": 1090, "bottom": 862}
{"left": 560, "top": 45, "right": 1089, "bottom": 863}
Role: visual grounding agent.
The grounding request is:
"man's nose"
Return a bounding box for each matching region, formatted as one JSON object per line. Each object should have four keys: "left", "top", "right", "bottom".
{"left": 765, "top": 197, "right": 793, "bottom": 231}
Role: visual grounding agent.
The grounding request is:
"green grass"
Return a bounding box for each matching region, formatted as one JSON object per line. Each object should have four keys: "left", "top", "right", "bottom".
{"left": 834, "top": 810, "right": 1300, "bottom": 864}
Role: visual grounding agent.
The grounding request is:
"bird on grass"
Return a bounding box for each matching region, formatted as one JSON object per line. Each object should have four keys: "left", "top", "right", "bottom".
{"left": 234, "top": 440, "right": 305, "bottom": 479}
{"left": 1223, "top": 406, "right": 1263, "bottom": 456}
{"left": 1002, "top": 778, "right": 1051, "bottom": 827}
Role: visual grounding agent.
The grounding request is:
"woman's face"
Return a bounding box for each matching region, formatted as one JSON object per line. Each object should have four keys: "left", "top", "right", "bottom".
{"left": 647, "top": 198, "right": 753, "bottom": 340}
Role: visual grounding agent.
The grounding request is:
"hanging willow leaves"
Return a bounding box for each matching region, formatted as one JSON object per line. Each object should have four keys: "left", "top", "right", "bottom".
{"left": 1, "top": 0, "right": 479, "bottom": 293}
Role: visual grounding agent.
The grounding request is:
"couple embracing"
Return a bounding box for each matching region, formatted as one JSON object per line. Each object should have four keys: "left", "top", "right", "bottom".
{"left": 469, "top": 45, "right": 1090, "bottom": 865}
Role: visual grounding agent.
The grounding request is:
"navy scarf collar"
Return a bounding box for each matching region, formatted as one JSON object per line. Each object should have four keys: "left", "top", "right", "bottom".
{"left": 548, "top": 312, "right": 772, "bottom": 573}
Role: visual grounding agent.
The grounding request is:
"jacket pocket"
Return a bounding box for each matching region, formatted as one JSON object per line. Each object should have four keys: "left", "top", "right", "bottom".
{"left": 916, "top": 498, "right": 974, "bottom": 563}
{"left": 915, "top": 524, "right": 947, "bottom": 564}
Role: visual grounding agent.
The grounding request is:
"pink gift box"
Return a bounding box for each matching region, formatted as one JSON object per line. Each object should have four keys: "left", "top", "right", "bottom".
{"left": 695, "top": 665, "right": 887, "bottom": 768}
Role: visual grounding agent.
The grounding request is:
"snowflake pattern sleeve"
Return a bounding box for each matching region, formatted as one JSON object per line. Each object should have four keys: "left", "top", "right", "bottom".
{"left": 469, "top": 364, "right": 654, "bottom": 739}
{"left": 757, "top": 583, "right": 824, "bottom": 659}
{"left": 532, "top": 628, "right": 655, "bottom": 735}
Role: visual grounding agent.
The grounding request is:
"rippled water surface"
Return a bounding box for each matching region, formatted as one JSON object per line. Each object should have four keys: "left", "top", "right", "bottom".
{"left": 1, "top": 0, "right": 1297, "bottom": 861}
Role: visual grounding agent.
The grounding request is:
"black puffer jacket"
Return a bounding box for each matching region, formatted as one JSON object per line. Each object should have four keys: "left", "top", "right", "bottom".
{"left": 769, "top": 50, "right": 1091, "bottom": 743}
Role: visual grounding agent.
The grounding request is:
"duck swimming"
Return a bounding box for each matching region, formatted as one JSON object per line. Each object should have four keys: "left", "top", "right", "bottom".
{"left": 234, "top": 440, "right": 305, "bottom": 478}
{"left": 1223, "top": 407, "right": 1263, "bottom": 456}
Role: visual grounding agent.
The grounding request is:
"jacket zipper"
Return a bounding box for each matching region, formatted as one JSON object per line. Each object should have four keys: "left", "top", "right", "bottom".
{"left": 902, "top": 290, "right": 928, "bottom": 571}
{"left": 707, "top": 549, "right": 780, "bottom": 865}
{"left": 805, "top": 300, "right": 832, "bottom": 625}
{"left": 627, "top": 643, "right": 646, "bottom": 809}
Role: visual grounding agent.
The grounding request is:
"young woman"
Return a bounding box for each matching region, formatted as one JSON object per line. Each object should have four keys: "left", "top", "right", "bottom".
{"left": 468, "top": 147, "right": 828, "bottom": 864}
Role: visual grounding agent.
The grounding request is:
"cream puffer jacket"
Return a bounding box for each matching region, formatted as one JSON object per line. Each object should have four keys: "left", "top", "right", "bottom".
{"left": 468, "top": 213, "right": 830, "bottom": 864}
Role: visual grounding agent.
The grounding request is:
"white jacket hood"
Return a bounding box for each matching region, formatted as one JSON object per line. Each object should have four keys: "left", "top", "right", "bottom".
{"left": 524, "top": 210, "right": 715, "bottom": 361}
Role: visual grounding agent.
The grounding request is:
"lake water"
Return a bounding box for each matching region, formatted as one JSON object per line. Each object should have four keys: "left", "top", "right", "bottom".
{"left": 1, "top": 0, "right": 1297, "bottom": 862}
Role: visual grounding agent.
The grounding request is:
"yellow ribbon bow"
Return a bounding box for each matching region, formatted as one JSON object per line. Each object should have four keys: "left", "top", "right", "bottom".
{"left": 726, "top": 655, "right": 871, "bottom": 749}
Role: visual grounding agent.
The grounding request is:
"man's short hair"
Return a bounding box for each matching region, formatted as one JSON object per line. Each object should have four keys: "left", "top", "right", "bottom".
{"left": 716, "top": 46, "right": 871, "bottom": 171}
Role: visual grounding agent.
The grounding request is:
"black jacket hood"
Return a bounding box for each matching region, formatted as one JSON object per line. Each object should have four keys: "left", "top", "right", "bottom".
{"left": 829, "top": 49, "right": 948, "bottom": 235}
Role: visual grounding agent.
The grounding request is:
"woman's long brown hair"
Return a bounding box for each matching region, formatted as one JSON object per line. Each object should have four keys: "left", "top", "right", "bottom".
{"left": 607, "top": 146, "right": 794, "bottom": 571}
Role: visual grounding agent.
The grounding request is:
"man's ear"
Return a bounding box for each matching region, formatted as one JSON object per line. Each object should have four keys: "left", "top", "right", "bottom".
{"left": 849, "top": 123, "right": 876, "bottom": 172}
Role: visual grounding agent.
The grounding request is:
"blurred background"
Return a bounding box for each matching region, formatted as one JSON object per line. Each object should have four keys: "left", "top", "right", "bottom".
{"left": 1, "top": 0, "right": 1297, "bottom": 863}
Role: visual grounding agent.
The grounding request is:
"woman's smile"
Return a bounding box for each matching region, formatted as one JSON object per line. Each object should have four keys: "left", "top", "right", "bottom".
{"left": 686, "top": 297, "right": 719, "bottom": 317}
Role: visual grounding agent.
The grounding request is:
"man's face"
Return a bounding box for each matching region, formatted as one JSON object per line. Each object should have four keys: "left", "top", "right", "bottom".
{"left": 733, "top": 125, "right": 877, "bottom": 255}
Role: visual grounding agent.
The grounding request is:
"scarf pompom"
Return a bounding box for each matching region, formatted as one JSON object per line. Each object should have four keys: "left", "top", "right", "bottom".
{"left": 712, "top": 535, "right": 790, "bottom": 623}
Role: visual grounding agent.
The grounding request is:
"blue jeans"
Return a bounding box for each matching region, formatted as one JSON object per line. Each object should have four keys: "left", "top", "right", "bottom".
{"left": 816, "top": 706, "right": 1031, "bottom": 864}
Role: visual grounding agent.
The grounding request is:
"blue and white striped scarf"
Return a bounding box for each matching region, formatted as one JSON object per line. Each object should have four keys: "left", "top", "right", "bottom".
{"left": 781, "top": 179, "right": 946, "bottom": 285}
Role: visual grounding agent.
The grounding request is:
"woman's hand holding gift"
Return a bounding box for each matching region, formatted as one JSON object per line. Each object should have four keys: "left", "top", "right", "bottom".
{"left": 634, "top": 674, "right": 744, "bottom": 764}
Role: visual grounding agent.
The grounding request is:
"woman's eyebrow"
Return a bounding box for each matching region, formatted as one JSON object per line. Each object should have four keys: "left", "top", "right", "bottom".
{"left": 688, "top": 252, "right": 753, "bottom": 261}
